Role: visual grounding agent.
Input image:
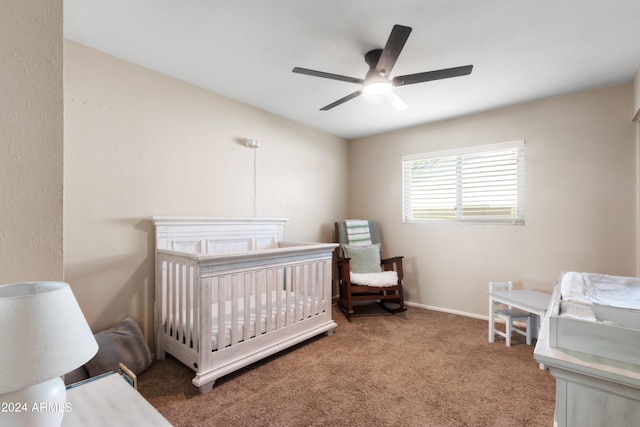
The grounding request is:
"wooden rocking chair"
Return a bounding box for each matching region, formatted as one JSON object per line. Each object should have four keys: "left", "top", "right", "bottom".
{"left": 334, "top": 220, "right": 406, "bottom": 319}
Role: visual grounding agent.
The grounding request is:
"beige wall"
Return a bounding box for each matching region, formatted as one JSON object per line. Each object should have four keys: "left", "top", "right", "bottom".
{"left": 0, "top": 1, "right": 64, "bottom": 283}
{"left": 633, "top": 66, "right": 640, "bottom": 120}
{"left": 5, "top": 12, "right": 636, "bottom": 338}
{"left": 349, "top": 84, "right": 637, "bottom": 318}
{"left": 635, "top": 68, "right": 640, "bottom": 271}
{"left": 63, "top": 41, "right": 349, "bottom": 336}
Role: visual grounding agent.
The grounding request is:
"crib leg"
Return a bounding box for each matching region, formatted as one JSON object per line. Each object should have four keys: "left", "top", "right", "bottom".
{"left": 198, "top": 381, "right": 215, "bottom": 394}
{"left": 156, "top": 348, "right": 166, "bottom": 360}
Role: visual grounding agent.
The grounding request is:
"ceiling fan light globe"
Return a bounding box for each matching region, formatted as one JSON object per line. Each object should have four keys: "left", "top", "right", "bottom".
{"left": 363, "top": 81, "right": 392, "bottom": 96}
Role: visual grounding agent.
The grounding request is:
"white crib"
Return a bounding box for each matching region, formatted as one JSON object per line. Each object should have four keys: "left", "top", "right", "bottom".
{"left": 152, "top": 217, "right": 338, "bottom": 393}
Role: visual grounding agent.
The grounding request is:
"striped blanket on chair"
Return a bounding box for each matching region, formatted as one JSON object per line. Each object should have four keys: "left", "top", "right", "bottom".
{"left": 345, "top": 219, "right": 372, "bottom": 246}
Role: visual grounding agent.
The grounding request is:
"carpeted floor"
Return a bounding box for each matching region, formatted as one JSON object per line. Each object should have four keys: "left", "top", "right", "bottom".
{"left": 138, "top": 304, "right": 556, "bottom": 427}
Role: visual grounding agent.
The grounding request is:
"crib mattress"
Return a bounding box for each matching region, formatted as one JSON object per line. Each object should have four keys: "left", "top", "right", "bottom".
{"left": 166, "top": 291, "right": 326, "bottom": 351}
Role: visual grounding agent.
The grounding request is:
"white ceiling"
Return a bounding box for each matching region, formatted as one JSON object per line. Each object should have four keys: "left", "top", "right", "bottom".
{"left": 64, "top": 0, "right": 640, "bottom": 140}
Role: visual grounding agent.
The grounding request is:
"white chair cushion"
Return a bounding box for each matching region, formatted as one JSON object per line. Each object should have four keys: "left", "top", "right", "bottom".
{"left": 350, "top": 271, "right": 398, "bottom": 287}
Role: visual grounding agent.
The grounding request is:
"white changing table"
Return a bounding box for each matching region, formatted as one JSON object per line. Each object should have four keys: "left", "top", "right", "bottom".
{"left": 534, "top": 311, "right": 640, "bottom": 427}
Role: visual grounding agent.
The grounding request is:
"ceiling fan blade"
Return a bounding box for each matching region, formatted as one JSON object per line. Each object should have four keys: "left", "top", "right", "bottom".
{"left": 382, "top": 90, "right": 409, "bottom": 111}
{"left": 320, "top": 90, "right": 362, "bottom": 111}
{"left": 393, "top": 65, "right": 473, "bottom": 86}
{"left": 375, "top": 24, "right": 412, "bottom": 77}
{"left": 292, "top": 67, "right": 364, "bottom": 85}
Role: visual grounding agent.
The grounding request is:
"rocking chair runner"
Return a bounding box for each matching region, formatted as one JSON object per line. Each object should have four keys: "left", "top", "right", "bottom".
{"left": 334, "top": 220, "right": 406, "bottom": 318}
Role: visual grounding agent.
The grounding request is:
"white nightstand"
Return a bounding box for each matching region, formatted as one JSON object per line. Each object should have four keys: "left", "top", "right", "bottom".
{"left": 62, "top": 372, "right": 171, "bottom": 426}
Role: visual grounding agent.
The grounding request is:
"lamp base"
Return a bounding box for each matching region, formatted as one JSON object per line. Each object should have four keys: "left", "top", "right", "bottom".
{"left": 0, "top": 377, "right": 67, "bottom": 427}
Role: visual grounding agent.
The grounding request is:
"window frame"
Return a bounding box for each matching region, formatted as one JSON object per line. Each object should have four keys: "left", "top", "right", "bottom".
{"left": 402, "top": 140, "right": 525, "bottom": 225}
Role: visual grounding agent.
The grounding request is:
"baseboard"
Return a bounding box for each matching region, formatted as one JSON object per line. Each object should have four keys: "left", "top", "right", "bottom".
{"left": 405, "top": 301, "right": 489, "bottom": 321}
{"left": 405, "top": 302, "right": 529, "bottom": 327}
{"left": 332, "top": 297, "right": 491, "bottom": 322}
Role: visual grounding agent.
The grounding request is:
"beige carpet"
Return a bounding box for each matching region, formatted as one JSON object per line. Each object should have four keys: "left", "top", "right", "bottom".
{"left": 138, "top": 305, "right": 556, "bottom": 427}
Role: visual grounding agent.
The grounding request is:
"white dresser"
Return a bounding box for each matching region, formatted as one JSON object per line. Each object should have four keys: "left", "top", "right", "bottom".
{"left": 62, "top": 372, "right": 171, "bottom": 426}
{"left": 534, "top": 311, "right": 640, "bottom": 427}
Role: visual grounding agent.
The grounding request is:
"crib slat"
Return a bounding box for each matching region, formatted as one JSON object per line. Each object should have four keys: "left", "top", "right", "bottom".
{"left": 179, "top": 264, "right": 185, "bottom": 343}
{"left": 231, "top": 274, "right": 240, "bottom": 346}
{"left": 312, "top": 261, "right": 320, "bottom": 315}
{"left": 185, "top": 265, "right": 191, "bottom": 347}
{"left": 266, "top": 268, "right": 274, "bottom": 333}
{"left": 256, "top": 270, "right": 269, "bottom": 335}
{"left": 319, "top": 261, "right": 325, "bottom": 314}
{"left": 293, "top": 265, "right": 301, "bottom": 323}
{"left": 177, "top": 263, "right": 183, "bottom": 341}
{"left": 215, "top": 276, "right": 222, "bottom": 350}
{"left": 243, "top": 272, "right": 252, "bottom": 342}
{"left": 166, "top": 261, "right": 172, "bottom": 337}
{"left": 324, "top": 259, "right": 331, "bottom": 312}
{"left": 307, "top": 264, "right": 313, "bottom": 317}
{"left": 175, "top": 263, "right": 180, "bottom": 341}
{"left": 254, "top": 271, "right": 260, "bottom": 336}
{"left": 288, "top": 265, "right": 293, "bottom": 325}
{"left": 276, "top": 268, "right": 284, "bottom": 330}
{"left": 187, "top": 265, "right": 194, "bottom": 350}
{"left": 160, "top": 260, "right": 168, "bottom": 334}
{"left": 282, "top": 266, "right": 288, "bottom": 327}
{"left": 198, "top": 274, "right": 212, "bottom": 368}
{"left": 316, "top": 261, "right": 323, "bottom": 314}
{"left": 303, "top": 263, "right": 310, "bottom": 319}
{"left": 169, "top": 262, "right": 176, "bottom": 339}
{"left": 195, "top": 268, "right": 201, "bottom": 352}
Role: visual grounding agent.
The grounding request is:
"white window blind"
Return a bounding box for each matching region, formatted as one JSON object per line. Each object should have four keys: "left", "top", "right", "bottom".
{"left": 402, "top": 141, "right": 525, "bottom": 224}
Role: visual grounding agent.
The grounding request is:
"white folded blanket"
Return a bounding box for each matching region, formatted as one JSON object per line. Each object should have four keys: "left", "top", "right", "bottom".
{"left": 560, "top": 271, "right": 640, "bottom": 310}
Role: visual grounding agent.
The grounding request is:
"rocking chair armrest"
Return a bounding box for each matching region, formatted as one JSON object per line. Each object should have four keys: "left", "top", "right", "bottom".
{"left": 381, "top": 256, "right": 404, "bottom": 265}
{"left": 381, "top": 256, "right": 404, "bottom": 280}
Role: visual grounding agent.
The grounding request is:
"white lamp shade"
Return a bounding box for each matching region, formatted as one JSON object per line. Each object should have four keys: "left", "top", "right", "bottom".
{"left": 0, "top": 282, "right": 98, "bottom": 395}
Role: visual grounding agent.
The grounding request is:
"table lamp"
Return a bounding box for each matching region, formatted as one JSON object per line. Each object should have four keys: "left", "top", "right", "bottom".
{"left": 0, "top": 282, "right": 98, "bottom": 427}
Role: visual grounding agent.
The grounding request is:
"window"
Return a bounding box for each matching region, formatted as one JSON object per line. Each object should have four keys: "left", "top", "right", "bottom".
{"left": 402, "top": 141, "right": 525, "bottom": 224}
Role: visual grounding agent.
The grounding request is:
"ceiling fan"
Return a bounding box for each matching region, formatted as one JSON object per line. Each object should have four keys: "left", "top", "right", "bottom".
{"left": 292, "top": 24, "right": 473, "bottom": 111}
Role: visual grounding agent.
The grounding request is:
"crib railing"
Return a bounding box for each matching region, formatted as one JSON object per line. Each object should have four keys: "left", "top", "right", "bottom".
{"left": 155, "top": 244, "right": 334, "bottom": 364}
{"left": 156, "top": 252, "right": 200, "bottom": 357}
{"left": 206, "top": 261, "right": 328, "bottom": 350}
